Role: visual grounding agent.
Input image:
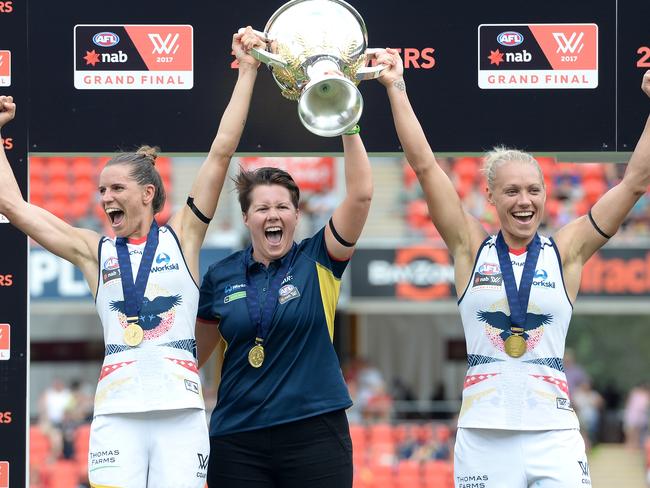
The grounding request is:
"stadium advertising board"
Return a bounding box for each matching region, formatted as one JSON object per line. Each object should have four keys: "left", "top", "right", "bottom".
{"left": 350, "top": 247, "right": 650, "bottom": 300}
{"left": 26, "top": 0, "right": 648, "bottom": 153}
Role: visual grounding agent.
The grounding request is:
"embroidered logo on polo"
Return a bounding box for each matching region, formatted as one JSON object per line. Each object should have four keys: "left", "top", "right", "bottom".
{"left": 224, "top": 283, "right": 247, "bottom": 303}
{"left": 278, "top": 284, "right": 300, "bottom": 304}
{"left": 476, "top": 298, "right": 553, "bottom": 355}
{"left": 110, "top": 284, "right": 182, "bottom": 340}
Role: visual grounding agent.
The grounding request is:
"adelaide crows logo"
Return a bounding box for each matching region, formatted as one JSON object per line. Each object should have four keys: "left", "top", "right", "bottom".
{"left": 477, "top": 308, "right": 552, "bottom": 353}
{"left": 110, "top": 293, "right": 182, "bottom": 340}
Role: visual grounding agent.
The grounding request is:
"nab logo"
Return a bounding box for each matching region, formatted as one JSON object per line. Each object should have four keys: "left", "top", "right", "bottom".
{"left": 0, "top": 412, "right": 11, "bottom": 424}
{"left": 0, "top": 1, "right": 13, "bottom": 13}
{"left": 93, "top": 32, "right": 120, "bottom": 47}
{"left": 553, "top": 32, "right": 584, "bottom": 54}
{"left": 148, "top": 33, "right": 180, "bottom": 55}
{"left": 497, "top": 31, "right": 524, "bottom": 46}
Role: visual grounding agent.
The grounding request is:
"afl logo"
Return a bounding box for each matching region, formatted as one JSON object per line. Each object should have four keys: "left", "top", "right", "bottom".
{"left": 93, "top": 32, "right": 120, "bottom": 47}
{"left": 103, "top": 257, "right": 119, "bottom": 270}
{"left": 497, "top": 31, "right": 524, "bottom": 47}
{"left": 478, "top": 263, "right": 500, "bottom": 275}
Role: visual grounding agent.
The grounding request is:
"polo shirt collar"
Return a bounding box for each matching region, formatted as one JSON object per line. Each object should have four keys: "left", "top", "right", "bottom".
{"left": 245, "top": 242, "right": 297, "bottom": 271}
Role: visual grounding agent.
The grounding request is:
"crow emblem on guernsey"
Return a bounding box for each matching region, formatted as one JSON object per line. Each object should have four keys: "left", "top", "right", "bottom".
{"left": 110, "top": 295, "right": 182, "bottom": 330}
{"left": 476, "top": 310, "right": 552, "bottom": 341}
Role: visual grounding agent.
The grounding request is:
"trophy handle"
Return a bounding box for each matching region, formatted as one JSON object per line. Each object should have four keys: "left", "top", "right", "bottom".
{"left": 356, "top": 48, "right": 388, "bottom": 81}
{"left": 238, "top": 27, "right": 289, "bottom": 70}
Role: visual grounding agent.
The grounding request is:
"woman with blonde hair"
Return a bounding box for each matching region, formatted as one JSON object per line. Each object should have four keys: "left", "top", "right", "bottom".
{"left": 377, "top": 49, "right": 650, "bottom": 487}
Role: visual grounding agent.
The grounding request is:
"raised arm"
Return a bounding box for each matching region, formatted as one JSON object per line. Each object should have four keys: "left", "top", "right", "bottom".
{"left": 376, "top": 49, "right": 487, "bottom": 278}
{"left": 325, "top": 131, "right": 373, "bottom": 260}
{"left": 555, "top": 70, "right": 650, "bottom": 298}
{"left": 169, "top": 28, "right": 261, "bottom": 279}
{"left": 0, "top": 97, "right": 100, "bottom": 290}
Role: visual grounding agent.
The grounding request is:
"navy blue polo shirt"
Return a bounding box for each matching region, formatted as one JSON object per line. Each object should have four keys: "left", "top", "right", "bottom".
{"left": 198, "top": 228, "right": 353, "bottom": 436}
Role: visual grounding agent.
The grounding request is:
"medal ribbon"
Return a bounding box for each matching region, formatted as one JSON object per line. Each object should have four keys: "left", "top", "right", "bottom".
{"left": 495, "top": 232, "right": 541, "bottom": 328}
{"left": 244, "top": 244, "right": 296, "bottom": 346}
{"left": 115, "top": 220, "right": 160, "bottom": 325}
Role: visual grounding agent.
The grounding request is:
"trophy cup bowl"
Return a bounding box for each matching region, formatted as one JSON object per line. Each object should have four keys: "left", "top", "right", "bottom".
{"left": 248, "top": 0, "right": 385, "bottom": 137}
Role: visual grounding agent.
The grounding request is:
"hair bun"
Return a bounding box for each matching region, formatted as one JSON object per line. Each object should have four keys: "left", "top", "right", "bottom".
{"left": 136, "top": 145, "right": 159, "bottom": 164}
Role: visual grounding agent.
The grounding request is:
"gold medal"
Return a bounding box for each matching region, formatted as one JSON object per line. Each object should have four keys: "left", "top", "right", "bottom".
{"left": 124, "top": 323, "right": 144, "bottom": 347}
{"left": 248, "top": 344, "right": 265, "bottom": 368}
{"left": 504, "top": 334, "right": 527, "bottom": 358}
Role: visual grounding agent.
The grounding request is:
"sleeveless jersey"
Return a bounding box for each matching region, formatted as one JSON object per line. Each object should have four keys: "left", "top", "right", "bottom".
{"left": 94, "top": 225, "right": 204, "bottom": 415}
{"left": 457, "top": 235, "right": 579, "bottom": 430}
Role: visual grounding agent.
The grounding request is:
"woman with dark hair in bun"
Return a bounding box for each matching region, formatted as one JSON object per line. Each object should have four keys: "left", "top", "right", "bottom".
{"left": 0, "top": 27, "right": 263, "bottom": 488}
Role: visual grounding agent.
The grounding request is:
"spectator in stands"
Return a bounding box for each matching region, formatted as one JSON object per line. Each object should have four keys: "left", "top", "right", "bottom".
{"left": 38, "top": 378, "right": 72, "bottom": 429}
{"left": 377, "top": 51, "right": 650, "bottom": 487}
{"left": 0, "top": 27, "right": 262, "bottom": 488}
{"left": 195, "top": 57, "right": 373, "bottom": 486}
{"left": 572, "top": 380, "right": 604, "bottom": 450}
{"left": 564, "top": 348, "right": 589, "bottom": 395}
{"left": 623, "top": 382, "right": 650, "bottom": 450}
{"left": 303, "top": 188, "right": 339, "bottom": 236}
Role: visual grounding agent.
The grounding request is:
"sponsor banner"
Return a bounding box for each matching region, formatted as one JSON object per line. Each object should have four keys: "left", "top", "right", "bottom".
{"left": 351, "top": 247, "right": 650, "bottom": 300}
{"left": 74, "top": 25, "right": 193, "bottom": 89}
{"left": 349, "top": 247, "right": 456, "bottom": 301}
{"left": 0, "top": 324, "right": 8, "bottom": 360}
{"left": 0, "top": 50, "right": 9, "bottom": 86}
{"left": 239, "top": 157, "right": 335, "bottom": 192}
{"left": 478, "top": 24, "right": 598, "bottom": 89}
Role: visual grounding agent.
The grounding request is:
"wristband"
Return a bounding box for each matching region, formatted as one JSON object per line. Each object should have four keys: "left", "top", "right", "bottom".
{"left": 343, "top": 124, "right": 360, "bottom": 136}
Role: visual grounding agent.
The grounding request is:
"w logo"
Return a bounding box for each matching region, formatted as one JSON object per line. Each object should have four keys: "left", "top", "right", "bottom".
{"left": 553, "top": 32, "right": 584, "bottom": 54}
{"left": 148, "top": 33, "right": 180, "bottom": 55}
{"left": 197, "top": 453, "right": 209, "bottom": 470}
{"left": 578, "top": 460, "right": 590, "bottom": 477}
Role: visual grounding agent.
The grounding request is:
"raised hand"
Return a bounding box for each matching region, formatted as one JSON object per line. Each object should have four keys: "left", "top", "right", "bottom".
{"left": 376, "top": 48, "right": 404, "bottom": 88}
{"left": 233, "top": 26, "right": 264, "bottom": 70}
{"left": 642, "top": 70, "right": 650, "bottom": 98}
{"left": 0, "top": 96, "right": 16, "bottom": 129}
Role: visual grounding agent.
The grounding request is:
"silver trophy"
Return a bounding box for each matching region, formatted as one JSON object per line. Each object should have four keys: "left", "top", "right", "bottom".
{"left": 248, "top": 0, "right": 385, "bottom": 137}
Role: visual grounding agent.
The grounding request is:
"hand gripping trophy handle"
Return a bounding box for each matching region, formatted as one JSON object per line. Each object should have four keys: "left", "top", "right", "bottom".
{"left": 356, "top": 48, "right": 388, "bottom": 81}
{"left": 238, "top": 28, "right": 290, "bottom": 70}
